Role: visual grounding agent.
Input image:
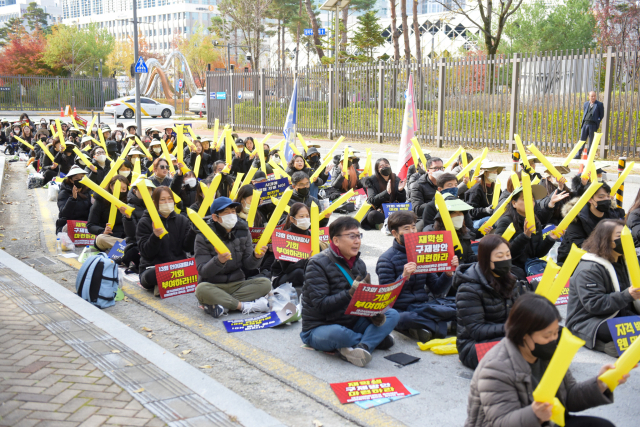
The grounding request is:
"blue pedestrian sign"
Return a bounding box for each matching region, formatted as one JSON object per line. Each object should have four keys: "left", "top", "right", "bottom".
{"left": 304, "top": 28, "right": 326, "bottom": 36}
{"left": 134, "top": 56, "right": 148, "bottom": 73}
{"left": 319, "top": 28, "right": 326, "bottom": 35}
{"left": 217, "top": 92, "right": 226, "bottom": 99}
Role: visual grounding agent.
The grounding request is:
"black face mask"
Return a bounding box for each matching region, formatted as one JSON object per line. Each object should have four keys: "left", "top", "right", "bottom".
{"left": 264, "top": 149, "right": 270, "bottom": 158}
{"left": 40, "top": 136, "right": 46, "bottom": 142}
{"left": 347, "top": 161, "right": 353, "bottom": 167}
{"left": 73, "top": 181, "right": 84, "bottom": 189}
{"left": 614, "top": 237, "right": 624, "bottom": 255}
{"left": 309, "top": 156, "right": 320, "bottom": 165}
{"left": 397, "top": 235, "right": 405, "bottom": 246}
{"left": 295, "top": 187, "right": 309, "bottom": 197}
{"left": 595, "top": 199, "right": 611, "bottom": 213}
{"left": 491, "top": 259, "right": 512, "bottom": 277}
{"left": 530, "top": 337, "right": 558, "bottom": 361}
{"left": 380, "top": 167, "right": 392, "bottom": 177}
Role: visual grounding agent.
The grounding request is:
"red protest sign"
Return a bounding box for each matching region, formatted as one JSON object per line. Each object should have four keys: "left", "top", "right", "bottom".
{"left": 318, "top": 227, "right": 329, "bottom": 242}
{"left": 330, "top": 377, "right": 410, "bottom": 404}
{"left": 347, "top": 188, "right": 366, "bottom": 203}
{"left": 404, "top": 231, "right": 455, "bottom": 273}
{"left": 527, "top": 274, "right": 570, "bottom": 306}
{"left": 155, "top": 258, "right": 198, "bottom": 299}
{"left": 66, "top": 220, "right": 96, "bottom": 245}
{"left": 272, "top": 230, "right": 312, "bottom": 262}
{"left": 345, "top": 277, "right": 406, "bottom": 317}
{"left": 250, "top": 225, "right": 283, "bottom": 249}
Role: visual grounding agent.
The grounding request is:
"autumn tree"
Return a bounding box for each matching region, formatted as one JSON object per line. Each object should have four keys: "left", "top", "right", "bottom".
{"left": 175, "top": 25, "right": 221, "bottom": 88}
{"left": 44, "top": 24, "right": 114, "bottom": 76}
{"left": 0, "top": 18, "right": 23, "bottom": 47}
{"left": 106, "top": 39, "right": 134, "bottom": 76}
{"left": 0, "top": 28, "right": 58, "bottom": 75}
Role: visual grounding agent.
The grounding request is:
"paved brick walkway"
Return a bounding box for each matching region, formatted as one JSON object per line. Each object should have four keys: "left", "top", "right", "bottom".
{"left": 0, "top": 294, "right": 165, "bottom": 427}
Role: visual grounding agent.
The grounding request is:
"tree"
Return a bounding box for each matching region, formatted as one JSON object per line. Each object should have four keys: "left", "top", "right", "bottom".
{"left": 23, "top": 2, "right": 49, "bottom": 32}
{"left": 209, "top": 15, "right": 239, "bottom": 68}
{"left": 106, "top": 39, "right": 134, "bottom": 76}
{"left": 303, "top": 0, "right": 324, "bottom": 60}
{"left": 0, "top": 18, "right": 23, "bottom": 47}
{"left": 412, "top": 0, "right": 421, "bottom": 63}
{"left": 400, "top": 0, "right": 411, "bottom": 62}
{"left": 0, "top": 28, "right": 57, "bottom": 75}
{"left": 44, "top": 24, "right": 114, "bottom": 76}
{"left": 175, "top": 25, "right": 222, "bottom": 88}
{"left": 268, "top": 0, "right": 298, "bottom": 71}
{"left": 389, "top": 0, "right": 401, "bottom": 61}
{"left": 594, "top": 0, "right": 640, "bottom": 53}
{"left": 351, "top": 11, "right": 385, "bottom": 62}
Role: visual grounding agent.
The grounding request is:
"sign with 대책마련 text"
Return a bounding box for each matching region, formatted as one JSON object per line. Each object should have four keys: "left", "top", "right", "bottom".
{"left": 155, "top": 258, "right": 198, "bottom": 299}
{"left": 607, "top": 315, "right": 640, "bottom": 356}
{"left": 330, "top": 377, "right": 411, "bottom": 404}
{"left": 403, "top": 231, "right": 455, "bottom": 273}
{"left": 272, "top": 230, "right": 312, "bottom": 262}
{"left": 345, "top": 277, "right": 406, "bottom": 317}
{"left": 382, "top": 202, "right": 412, "bottom": 218}
{"left": 66, "top": 220, "right": 96, "bottom": 246}
{"left": 254, "top": 178, "right": 290, "bottom": 204}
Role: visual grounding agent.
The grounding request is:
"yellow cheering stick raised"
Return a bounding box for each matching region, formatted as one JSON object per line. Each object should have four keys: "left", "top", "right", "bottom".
{"left": 443, "top": 146, "right": 463, "bottom": 169}
{"left": 241, "top": 166, "right": 259, "bottom": 188}
{"left": 132, "top": 179, "right": 166, "bottom": 238}
{"left": 225, "top": 129, "right": 233, "bottom": 165}
{"left": 544, "top": 244, "right": 586, "bottom": 304}
{"left": 502, "top": 223, "right": 516, "bottom": 241}
{"left": 297, "top": 133, "right": 309, "bottom": 151}
{"left": 310, "top": 202, "right": 320, "bottom": 255}
{"left": 198, "top": 173, "right": 222, "bottom": 217}
{"left": 107, "top": 180, "right": 122, "bottom": 230}
{"left": 581, "top": 132, "right": 603, "bottom": 180}
{"left": 212, "top": 119, "right": 219, "bottom": 145}
{"left": 522, "top": 173, "right": 536, "bottom": 234}
{"left": 456, "top": 154, "right": 484, "bottom": 181}
{"left": 553, "top": 181, "right": 602, "bottom": 238}
{"left": 268, "top": 160, "right": 291, "bottom": 180}
{"left": 563, "top": 140, "right": 586, "bottom": 167}
{"left": 533, "top": 260, "right": 562, "bottom": 299}
{"left": 527, "top": 144, "right": 564, "bottom": 181}
{"left": 467, "top": 148, "right": 488, "bottom": 188}
{"left": 342, "top": 146, "right": 350, "bottom": 174}
{"left": 434, "top": 192, "right": 463, "bottom": 254}
{"left": 80, "top": 176, "right": 135, "bottom": 217}
{"left": 492, "top": 179, "right": 501, "bottom": 209}
{"left": 409, "top": 146, "right": 419, "bottom": 171}
{"left": 354, "top": 201, "right": 372, "bottom": 223}
{"left": 71, "top": 146, "right": 92, "bottom": 168}
{"left": 14, "top": 135, "right": 35, "bottom": 151}
{"left": 132, "top": 158, "right": 142, "bottom": 183}
{"left": 34, "top": 139, "right": 54, "bottom": 162}
{"left": 100, "top": 158, "right": 124, "bottom": 188}
{"left": 134, "top": 136, "right": 153, "bottom": 161}
{"left": 255, "top": 188, "right": 293, "bottom": 256}
{"left": 193, "top": 155, "right": 202, "bottom": 178}
{"left": 621, "top": 226, "right": 640, "bottom": 289}
{"left": 270, "top": 196, "right": 290, "bottom": 213}
{"left": 54, "top": 119, "right": 66, "bottom": 148}
{"left": 187, "top": 208, "right": 232, "bottom": 258}
{"left": 359, "top": 149, "right": 373, "bottom": 179}
{"left": 514, "top": 134, "right": 530, "bottom": 169}
{"left": 510, "top": 172, "right": 520, "bottom": 188}
{"left": 480, "top": 194, "right": 514, "bottom": 235}
{"left": 290, "top": 143, "right": 311, "bottom": 168}
{"left": 158, "top": 139, "right": 176, "bottom": 174}
{"left": 246, "top": 189, "right": 262, "bottom": 227}
{"left": 230, "top": 173, "right": 244, "bottom": 200}
{"left": 320, "top": 189, "right": 356, "bottom": 219}
{"left": 311, "top": 150, "right": 338, "bottom": 182}
{"left": 118, "top": 138, "right": 135, "bottom": 160}
{"left": 86, "top": 115, "right": 97, "bottom": 136}
{"left": 410, "top": 138, "right": 429, "bottom": 171}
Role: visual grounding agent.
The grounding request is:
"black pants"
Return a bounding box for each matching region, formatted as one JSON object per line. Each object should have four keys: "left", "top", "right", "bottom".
{"left": 140, "top": 268, "right": 157, "bottom": 291}
{"left": 42, "top": 169, "right": 57, "bottom": 185}
{"left": 565, "top": 415, "right": 615, "bottom": 427}
{"left": 121, "top": 245, "right": 140, "bottom": 269}
{"left": 596, "top": 322, "right": 613, "bottom": 343}
{"left": 361, "top": 210, "right": 385, "bottom": 230}
{"left": 576, "top": 123, "right": 599, "bottom": 158}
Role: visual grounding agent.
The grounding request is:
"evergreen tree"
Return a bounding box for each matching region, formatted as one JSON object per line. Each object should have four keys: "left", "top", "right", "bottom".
{"left": 23, "top": 2, "right": 50, "bottom": 32}
{"left": 0, "top": 18, "right": 24, "bottom": 47}
{"left": 352, "top": 11, "right": 385, "bottom": 62}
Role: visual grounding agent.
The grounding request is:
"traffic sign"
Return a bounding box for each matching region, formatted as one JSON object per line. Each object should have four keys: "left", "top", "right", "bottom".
{"left": 134, "top": 56, "right": 148, "bottom": 73}
{"left": 217, "top": 92, "right": 226, "bottom": 99}
{"left": 304, "top": 28, "right": 326, "bottom": 36}
{"left": 319, "top": 28, "right": 326, "bottom": 35}
{"left": 178, "top": 79, "right": 184, "bottom": 89}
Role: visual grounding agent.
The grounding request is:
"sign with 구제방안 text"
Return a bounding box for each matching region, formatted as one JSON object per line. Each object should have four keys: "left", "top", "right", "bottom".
{"left": 272, "top": 230, "right": 312, "bottom": 262}
{"left": 155, "top": 258, "right": 198, "bottom": 299}
{"left": 330, "top": 377, "right": 411, "bottom": 404}
{"left": 403, "top": 231, "right": 455, "bottom": 273}
{"left": 345, "top": 277, "right": 406, "bottom": 317}
{"left": 66, "top": 220, "right": 96, "bottom": 246}
{"left": 607, "top": 315, "right": 640, "bottom": 356}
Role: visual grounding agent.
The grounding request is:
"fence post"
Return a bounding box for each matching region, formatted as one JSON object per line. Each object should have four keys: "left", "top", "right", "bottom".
{"left": 18, "top": 76, "right": 22, "bottom": 111}
{"left": 508, "top": 53, "right": 521, "bottom": 152}
{"left": 260, "top": 68, "right": 266, "bottom": 134}
{"left": 229, "top": 67, "right": 235, "bottom": 130}
{"left": 57, "top": 77, "right": 61, "bottom": 111}
{"left": 328, "top": 65, "right": 334, "bottom": 140}
{"left": 377, "top": 62, "right": 384, "bottom": 143}
{"left": 435, "top": 58, "right": 446, "bottom": 148}
{"left": 600, "top": 46, "right": 615, "bottom": 160}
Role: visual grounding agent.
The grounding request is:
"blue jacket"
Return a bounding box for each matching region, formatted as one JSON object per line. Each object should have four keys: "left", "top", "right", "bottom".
{"left": 581, "top": 100, "right": 604, "bottom": 127}
{"left": 376, "top": 239, "right": 452, "bottom": 311}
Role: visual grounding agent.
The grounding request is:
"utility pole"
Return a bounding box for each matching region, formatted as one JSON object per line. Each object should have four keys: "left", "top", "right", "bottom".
{"left": 133, "top": 0, "right": 142, "bottom": 136}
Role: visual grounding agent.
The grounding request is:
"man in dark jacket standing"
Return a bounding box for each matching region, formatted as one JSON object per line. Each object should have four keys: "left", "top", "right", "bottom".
{"left": 300, "top": 217, "right": 399, "bottom": 367}
{"left": 409, "top": 157, "right": 443, "bottom": 217}
{"left": 576, "top": 91, "right": 605, "bottom": 158}
{"left": 194, "top": 197, "right": 272, "bottom": 318}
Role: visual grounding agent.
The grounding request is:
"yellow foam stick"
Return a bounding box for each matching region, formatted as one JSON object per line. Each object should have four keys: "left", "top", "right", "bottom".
{"left": 158, "top": 139, "right": 176, "bottom": 174}
{"left": 527, "top": 144, "right": 563, "bottom": 181}
{"left": 311, "top": 151, "right": 337, "bottom": 182}
{"left": 131, "top": 179, "right": 166, "bottom": 238}
{"left": 225, "top": 129, "right": 233, "bottom": 165}
{"left": 410, "top": 137, "right": 429, "bottom": 170}
{"left": 354, "top": 202, "right": 372, "bottom": 222}
{"left": 546, "top": 244, "right": 586, "bottom": 303}
{"left": 198, "top": 173, "right": 223, "bottom": 217}
{"left": 175, "top": 124, "right": 184, "bottom": 165}
{"left": 467, "top": 147, "right": 488, "bottom": 188}
{"left": 320, "top": 189, "right": 356, "bottom": 219}
{"left": 502, "top": 223, "right": 516, "bottom": 241}
{"left": 588, "top": 161, "right": 598, "bottom": 183}
{"left": 553, "top": 181, "right": 602, "bottom": 237}
{"left": 247, "top": 189, "right": 262, "bottom": 227}
{"left": 212, "top": 119, "right": 219, "bottom": 145}
{"left": 54, "top": 119, "right": 66, "bottom": 148}
{"left": 80, "top": 176, "right": 134, "bottom": 217}
{"left": 82, "top": 144, "right": 92, "bottom": 152}
{"left": 193, "top": 154, "right": 202, "bottom": 178}
{"left": 268, "top": 160, "right": 291, "bottom": 180}
{"left": 610, "top": 161, "right": 635, "bottom": 196}
{"left": 33, "top": 139, "right": 54, "bottom": 161}
{"left": 310, "top": 202, "right": 320, "bottom": 255}
{"left": 456, "top": 154, "right": 484, "bottom": 181}
{"left": 514, "top": 134, "right": 530, "bottom": 169}
{"left": 172, "top": 190, "right": 182, "bottom": 214}
{"left": 534, "top": 260, "right": 562, "bottom": 299}
{"left": 533, "top": 329, "right": 585, "bottom": 426}
{"left": 255, "top": 188, "right": 293, "bottom": 255}
{"left": 97, "top": 130, "right": 109, "bottom": 154}
{"left": 510, "top": 172, "right": 521, "bottom": 189}
{"left": 461, "top": 148, "right": 468, "bottom": 170}
{"left": 562, "top": 140, "right": 586, "bottom": 167}
{"left": 99, "top": 158, "right": 123, "bottom": 188}
{"left": 481, "top": 194, "right": 515, "bottom": 235}
{"left": 257, "top": 139, "right": 267, "bottom": 174}
{"left": 187, "top": 208, "right": 231, "bottom": 258}
{"left": 599, "top": 329, "right": 640, "bottom": 392}
{"left": 132, "top": 158, "right": 142, "bottom": 183}
{"left": 71, "top": 147, "right": 92, "bottom": 167}
{"left": 342, "top": 146, "right": 350, "bottom": 175}
{"left": 431, "top": 344, "right": 459, "bottom": 355}
{"left": 434, "top": 192, "right": 463, "bottom": 254}
{"left": 581, "top": 133, "right": 603, "bottom": 180}
{"left": 359, "top": 149, "right": 373, "bottom": 179}
{"left": 418, "top": 336, "right": 456, "bottom": 351}
{"left": 410, "top": 146, "right": 419, "bottom": 170}
{"left": 214, "top": 127, "right": 225, "bottom": 151}
{"left": 89, "top": 136, "right": 108, "bottom": 153}
{"left": 14, "top": 135, "right": 35, "bottom": 151}
{"left": 270, "top": 138, "right": 285, "bottom": 153}
{"left": 134, "top": 136, "right": 153, "bottom": 161}
{"left": 241, "top": 166, "right": 259, "bottom": 188}
{"left": 221, "top": 164, "right": 231, "bottom": 174}
{"left": 107, "top": 180, "right": 121, "bottom": 229}
{"left": 365, "top": 148, "right": 373, "bottom": 176}
{"left": 522, "top": 173, "right": 536, "bottom": 234}
{"left": 119, "top": 139, "right": 135, "bottom": 160}
{"left": 323, "top": 136, "right": 345, "bottom": 162}
{"left": 230, "top": 173, "right": 244, "bottom": 200}
{"left": 443, "top": 146, "right": 463, "bottom": 169}
{"left": 621, "top": 226, "right": 640, "bottom": 288}
{"left": 272, "top": 167, "right": 281, "bottom": 179}
{"left": 492, "top": 179, "right": 501, "bottom": 209}
{"left": 532, "top": 176, "right": 541, "bottom": 185}
{"left": 297, "top": 133, "right": 309, "bottom": 151}
{"left": 270, "top": 196, "right": 290, "bottom": 213}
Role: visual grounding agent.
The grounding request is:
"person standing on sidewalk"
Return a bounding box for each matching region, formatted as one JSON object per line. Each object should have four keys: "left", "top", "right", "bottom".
{"left": 576, "top": 91, "right": 605, "bottom": 158}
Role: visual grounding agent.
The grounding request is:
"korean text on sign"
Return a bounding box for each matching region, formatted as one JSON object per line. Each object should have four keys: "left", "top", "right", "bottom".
{"left": 66, "top": 220, "right": 96, "bottom": 246}
{"left": 330, "top": 377, "right": 411, "bottom": 404}
{"left": 345, "top": 277, "right": 406, "bottom": 317}
{"left": 607, "top": 315, "right": 640, "bottom": 356}
{"left": 155, "top": 258, "right": 199, "bottom": 299}
{"left": 254, "top": 178, "right": 289, "bottom": 204}
{"left": 404, "top": 231, "right": 455, "bottom": 273}
{"left": 382, "top": 203, "right": 412, "bottom": 219}
{"left": 272, "top": 230, "right": 312, "bottom": 262}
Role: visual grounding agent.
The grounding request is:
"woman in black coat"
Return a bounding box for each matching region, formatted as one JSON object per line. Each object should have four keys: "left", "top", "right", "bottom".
{"left": 55, "top": 167, "right": 92, "bottom": 233}
{"left": 186, "top": 140, "right": 210, "bottom": 179}
{"left": 53, "top": 142, "right": 78, "bottom": 175}
{"left": 41, "top": 138, "right": 63, "bottom": 185}
{"left": 173, "top": 170, "right": 199, "bottom": 210}
{"left": 87, "top": 175, "right": 129, "bottom": 252}
{"left": 113, "top": 183, "right": 149, "bottom": 273}
{"left": 86, "top": 146, "right": 112, "bottom": 185}
{"left": 464, "top": 163, "right": 503, "bottom": 221}
{"left": 361, "top": 158, "right": 406, "bottom": 230}
{"left": 455, "top": 234, "right": 528, "bottom": 369}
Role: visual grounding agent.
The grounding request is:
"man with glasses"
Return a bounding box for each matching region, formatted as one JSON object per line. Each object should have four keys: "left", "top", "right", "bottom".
{"left": 300, "top": 217, "right": 399, "bottom": 367}
{"left": 409, "top": 157, "right": 445, "bottom": 217}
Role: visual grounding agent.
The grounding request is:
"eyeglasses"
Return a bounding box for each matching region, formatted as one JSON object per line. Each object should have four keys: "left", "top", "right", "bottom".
{"left": 430, "top": 167, "right": 445, "bottom": 171}
{"left": 158, "top": 165, "right": 168, "bottom": 170}
{"left": 338, "top": 233, "right": 363, "bottom": 241}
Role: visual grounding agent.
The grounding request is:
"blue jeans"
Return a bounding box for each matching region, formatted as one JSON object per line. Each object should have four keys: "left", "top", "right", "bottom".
{"left": 309, "top": 183, "right": 319, "bottom": 199}
{"left": 300, "top": 309, "right": 399, "bottom": 351}
{"left": 525, "top": 258, "right": 547, "bottom": 276}
{"left": 473, "top": 216, "right": 490, "bottom": 230}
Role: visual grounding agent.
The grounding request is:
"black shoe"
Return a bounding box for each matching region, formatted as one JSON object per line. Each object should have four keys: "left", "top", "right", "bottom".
{"left": 111, "top": 256, "right": 124, "bottom": 265}
{"left": 407, "top": 328, "right": 433, "bottom": 343}
{"left": 201, "top": 304, "right": 225, "bottom": 318}
{"left": 376, "top": 334, "right": 395, "bottom": 350}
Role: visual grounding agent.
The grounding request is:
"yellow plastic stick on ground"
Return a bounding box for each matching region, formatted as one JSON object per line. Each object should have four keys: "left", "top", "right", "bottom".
{"left": 225, "top": 129, "right": 233, "bottom": 165}
{"left": 443, "top": 146, "right": 463, "bottom": 169}
{"left": 320, "top": 189, "right": 356, "bottom": 219}
{"left": 467, "top": 147, "right": 488, "bottom": 188}
{"left": 54, "top": 119, "right": 66, "bottom": 148}
{"left": 230, "top": 173, "right": 244, "bottom": 199}
{"left": 527, "top": 144, "right": 563, "bottom": 181}
{"left": 134, "top": 136, "right": 153, "bottom": 161}
{"left": 198, "top": 173, "right": 223, "bottom": 217}
{"left": 522, "top": 173, "right": 536, "bottom": 234}
{"left": 431, "top": 344, "right": 459, "bottom": 355}
{"left": 533, "top": 329, "right": 585, "bottom": 426}
{"left": 514, "top": 134, "right": 530, "bottom": 169}
{"left": 99, "top": 158, "right": 123, "bottom": 188}
{"left": 553, "top": 181, "right": 602, "bottom": 238}
{"left": 310, "top": 202, "right": 320, "bottom": 255}
{"left": 193, "top": 154, "right": 202, "bottom": 178}
{"left": 510, "top": 172, "right": 521, "bottom": 188}
{"left": 610, "top": 162, "right": 635, "bottom": 196}
{"left": 187, "top": 208, "right": 231, "bottom": 258}
{"left": 434, "top": 192, "right": 463, "bottom": 254}
{"left": 132, "top": 158, "right": 142, "bottom": 183}
{"left": 621, "top": 226, "right": 640, "bottom": 288}
{"left": 71, "top": 147, "right": 92, "bottom": 167}
{"left": 417, "top": 336, "right": 456, "bottom": 351}
{"left": 158, "top": 139, "right": 176, "bottom": 174}
{"left": 456, "top": 154, "right": 484, "bottom": 181}
{"left": 410, "top": 137, "right": 429, "bottom": 169}
{"left": 410, "top": 146, "right": 419, "bottom": 170}
{"left": 14, "top": 136, "right": 35, "bottom": 151}
{"left": 247, "top": 189, "right": 262, "bottom": 227}
{"left": 80, "top": 176, "right": 134, "bottom": 217}
{"left": 563, "top": 140, "right": 586, "bottom": 167}
{"left": 107, "top": 180, "right": 121, "bottom": 229}
{"left": 268, "top": 160, "right": 291, "bottom": 180}
{"left": 492, "top": 179, "right": 501, "bottom": 209}
{"left": 481, "top": 194, "right": 515, "bottom": 235}
{"left": 545, "top": 244, "right": 586, "bottom": 303}
{"left": 581, "top": 133, "right": 603, "bottom": 180}
{"left": 354, "top": 202, "right": 372, "bottom": 223}
{"left": 534, "top": 259, "right": 561, "bottom": 299}
{"left": 119, "top": 139, "right": 135, "bottom": 160}
{"left": 241, "top": 166, "right": 259, "bottom": 188}
{"left": 311, "top": 152, "right": 336, "bottom": 182}
{"left": 213, "top": 119, "right": 219, "bottom": 144}
{"left": 255, "top": 188, "right": 293, "bottom": 255}
{"left": 502, "top": 223, "right": 516, "bottom": 241}
{"left": 296, "top": 133, "right": 309, "bottom": 151}
{"left": 342, "top": 146, "right": 350, "bottom": 174}
{"left": 599, "top": 330, "right": 640, "bottom": 392}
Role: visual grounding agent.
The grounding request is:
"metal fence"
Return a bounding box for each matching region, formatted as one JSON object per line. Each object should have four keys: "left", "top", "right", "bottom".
{"left": 0, "top": 75, "right": 118, "bottom": 111}
{"left": 207, "top": 47, "right": 640, "bottom": 159}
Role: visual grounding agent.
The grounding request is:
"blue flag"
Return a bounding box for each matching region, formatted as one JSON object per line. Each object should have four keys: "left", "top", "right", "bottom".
{"left": 283, "top": 79, "right": 298, "bottom": 162}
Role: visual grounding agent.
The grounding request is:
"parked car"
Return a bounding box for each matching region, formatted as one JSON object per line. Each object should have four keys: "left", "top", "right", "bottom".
{"left": 188, "top": 93, "right": 207, "bottom": 114}
{"left": 104, "top": 97, "right": 175, "bottom": 119}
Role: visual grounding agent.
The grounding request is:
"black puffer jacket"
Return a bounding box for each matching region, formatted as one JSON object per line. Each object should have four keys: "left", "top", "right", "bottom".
{"left": 86, "top": 193, "right": 127, "bottom": 238}
{"left": 86, "top": 160, "right": 111, "bottom": 185}
{"left": 301, "top": 247, "right": 367, "bottom": 332}
{"left": 136, "top": 211, "right": 196, "bottom": 271}
{"left": 193, "top": 219, "right": 263, "bottom": 284}
{"left": 187, "top": 152, "right": 210, "bottom": 178}
{"left": 421, "top": 193, "right": 475, "bottom": 233}
{"left": 363, "top": 174, "right": 406, "bottom": 209}
{"left": 405, "top": 167, "right": 423, "bottom": 199}
{"left": 57, "top": 181, "right": 92, "bottom": 223}
{"left": 494, "top": 212, "right": 557, "bottom": 271}
{"left": 626, "top": 208, "right": 640, "bottom": 247}
{"left": 172, "top": 173, "right": 198, "bottom": 210}
{"left": 454, "top": 263, "right": 526, "bottom": 369}
{"left": 464, "top": 183, "right": 496, "bottom": 220}
{"left": 122, "top": 190, "right": 146, "bottom": 245}
{"left": 409, "top": 173, "right": 438, "bottom": 215}
{"left": 54, "top": 151, "right": 76, "bottom": 175}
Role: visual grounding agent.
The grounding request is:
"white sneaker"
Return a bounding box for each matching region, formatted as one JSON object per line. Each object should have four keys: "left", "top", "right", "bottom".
{"left": 242, "top": 297, "right": 270, "bottom": 314}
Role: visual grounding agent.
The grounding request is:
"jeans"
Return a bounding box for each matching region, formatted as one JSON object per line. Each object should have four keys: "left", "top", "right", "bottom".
{"left": 309, "top": 182, "right": 319, "bottom": 199}
{"left": 576, "top": 123, "right": 599, "bottom": 158}
{"left": 300, "top": 309, "right": 399, "bottom": 351}
{"left": 525, "top": 258, "right": 547, "bottom": 276}
{"left": 473, "top": 216, "right": 490, "bottom": 230}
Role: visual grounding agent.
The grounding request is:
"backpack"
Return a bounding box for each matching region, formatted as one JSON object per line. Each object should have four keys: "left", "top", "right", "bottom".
{"left": 75, "top": 253, "right": 120, "bottom": 309}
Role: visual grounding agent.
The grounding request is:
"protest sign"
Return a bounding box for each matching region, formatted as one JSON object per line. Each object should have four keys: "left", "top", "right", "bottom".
{"left": 330, "top": 377, "right": 411, "bottom": 404}
{"left": 345, "top": 277, "right": 406, "bottom": 317}
{"left": 272, "top": 230, "right": 312, "bottom": 262}
{"left": 107, "top": 240, "right": 126, "bottom": 260}
{"left": 155, "top": 258, "right": 198, "bottom": 299}
{"left": 382, "top": 203, "right": 412, "bottom": 218}
{"left": 404, "top": 231, "right": 455, "bottom": 273}
{"left": 355, "top": 387, "right": 419, "bottom": 409}
{"left": 249, "top": 225, "right": 284, "bottom": 249}
{"left": 607, "top": 315, "right": 640, "bottom": 356}
{"left": 347, "top": 188, "right": 367, "bottom": 203}
{"left": 254, "top": 178, "right": 289, "bottom": 204}
{"left": 527, "top": 274, "right": 570, "bottom": 306}
{"left": 318, "top": 226, "right": 329, "bottom": 243}
{"left": 223, "top": 302, "right": 296, "bottom": 333}
{"left": 66, "top": 220, "right": 96, "bottom": 246}
{"left": 476, "top": 341, "right": 501, "bottom": 362}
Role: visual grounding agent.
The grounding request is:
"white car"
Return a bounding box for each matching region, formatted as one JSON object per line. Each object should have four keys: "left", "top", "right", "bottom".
{"left": 189, "top": 93, "right": 207, "bottom": 114}
{"left": 104, "top": 97, "right": 175, "bottom": 119}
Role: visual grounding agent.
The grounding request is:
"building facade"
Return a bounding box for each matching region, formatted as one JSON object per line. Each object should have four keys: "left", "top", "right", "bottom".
{"left": 0, "top": 0, "right": 62, "bottom": 27}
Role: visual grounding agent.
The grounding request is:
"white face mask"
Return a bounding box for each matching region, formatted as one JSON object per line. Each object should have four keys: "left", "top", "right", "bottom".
{"left": 96, "top": 154, "right": 107, "bottom": 163}
{"left": 185, "top": 178, "right": 197, "bottom": 188}
{"left": 119, "top": 170, "right": 131, "bottom": 177}
{"left": 116, "top": 134, "right": 122, "bottom": 141}
{"left": 452, "top": 215, "right": 465, "bottom": 230}
{"left": 219, "top": 213, "right": 237, "bottom": 230}
{"left": 158, "top": 202, "right": 174, "bottom": 216}
{"left": 295, "top": 217, "right": 311, "bottom": 230}
{"left": 432, "top": 170, "right": 444, "bottom": 180}
{"left": 486, "top": 173, "right": 498, "bottom": 183}
{"left": 92, "top": 127, "right": 97, "bottom": 132}
{"left": 242, "top": 204, "right": 250, "bottom": 213}
{"left": 153, "top": 147, "right": 161, "bottom": 154}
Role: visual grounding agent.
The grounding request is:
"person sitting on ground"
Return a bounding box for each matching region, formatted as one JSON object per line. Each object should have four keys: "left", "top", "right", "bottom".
{"left": 361, "top": 158, "right": 407, "bottom": 230}
{"left": 85, "top": 146, "right": 111, "bottom": 185}
{"left": 410, "top": 157, "right": 444, "bottom": 217}
{"left": 626, "top": 191, "right": 640, "bottom": 247}
{"left": 465, "top": 292, "right": 627, "bottom": 427}
{"left": 149, "top": 157, "right": 175, "bottom": 188}
{"left": 572, "top": 163, "right": 609, "bottom": 196}
{"left": 424, "top": 197, "right": 478, "bottom": 264}
{"left": 194, "top": 197, "right": 272, "bottom": 318}
{"left": 187, "top": 140, "right": 210, "bottom": 178}
{"left": 289, "top": 171, "right": 330, "bottom": 227}
{"left": 539, "top": 164, "right": 572, "bottom": 225}
{"left": 136, "top": 186, "right": 196, "bottom": 295}
{"left": 41, "top": 138, "right": 63, "bottom": 186}
{"left": 448, "top": 152, "right": 476, "bottom": 200}
{"left": 173, "top": 170, "right": 199, "bottom": 209}
{"left": 53, "top": 142, "right": 77, "bottom": 175}
{"left": 300, "top": 217, "right": 399, "bottom": 367}
{"left": 305, "top": 147, "right": 328, "bottom": 197}
{"left": 419, "top": 172, "right": 473, "bottom": 233}
{"left": 405, "top": 150, "right": 431, "bottom": 199}
{"left": 230, "top": 139, "right": 251, "bottom": 176}
{"left": 377, "top": 211, "right": 457, "bottom": 342}
{"left": 128, "top": 148, "right": 148, "bottom": 176}
{"left": 329, "top": 153, "right": 363, "bottom": 196}
{"left": 114, "top": 159, "right": 133, "bottom": 185}
{"left": 464, "top": 161, "right": 505, "bottom": 227}
{"left": 114, "top": 178, "right": 151, "bottom": 273}
{"left": 455, "top": 234, "right": 528, "bottom": 370}
{"left": 200, "top": 138, "right": 218, "bottom": 165}
{"left": 87, "top": 175, "right": 129, "bottom": 252}
{"left": 566, "top": 219, "right": 640, "bottom": 357}
{"left": 56, "top": 166, "right": 92, "bottom": 233}
{"left": 146, "top": 140, "right": 163, "bottom": 168}
{"left": 235, "top": 184, "right": 265, "bottom": 227}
